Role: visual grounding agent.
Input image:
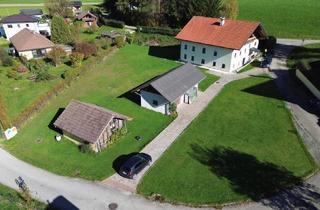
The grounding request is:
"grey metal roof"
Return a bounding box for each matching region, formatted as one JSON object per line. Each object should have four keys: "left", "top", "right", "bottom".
{"left": 53, "top": 100, "right": 129, "bottom": 144}
{"left": 20, "top": 9, "right": 43, "bottom": 16}
{"left": 148, "top": 63, "right": 206, "bottom": 102}
{"left": 0, "top": 14, "right": 38, "bottom": 24}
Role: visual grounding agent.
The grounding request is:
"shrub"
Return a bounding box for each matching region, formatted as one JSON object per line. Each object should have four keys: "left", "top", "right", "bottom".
{"left": 79, "top": 144, "right": 95, "bottom": 154}
{"left": 46, "top": 46, "right": 67, "bottom": 66}
{"left": 16, "top": 65, "right": 29, "bottom": 73}
{"left": 74, "top": 42, "right": 97, "bottom": 59}
{"left": 169, "top": 103, "right": 178, "bottom": 118}
{"left": 96, "top": 38, "right": 111, "bottom": 50}
{"left": 26, "top": 59, "right": 54, "bottom": 81}
{"left": 102, "top": 18, "right": 125, "bottom": 28}
{"left": 114, "top": 36, "right": 126, "bottom": 48}
{"left": 7, "top": 69, "right": 22, "bottom": 80}
{"left": 2, "top": 56, "right": 13, "bottom": 66}
{"left": 69, "top": 52, "right": 84, "bottom": 68}
{"left": 85, "top": 25, "right": 98, "bottom": 34}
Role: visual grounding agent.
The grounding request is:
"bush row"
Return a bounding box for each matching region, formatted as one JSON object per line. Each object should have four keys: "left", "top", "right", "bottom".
{"left": 0, "top": 94, "right": 11, "bottom": 130}
{"left": 13, "top": 48, "right": 115, "bottom": 128}
{"left": 137, "top": 26, "right": 180, "bottom": 36}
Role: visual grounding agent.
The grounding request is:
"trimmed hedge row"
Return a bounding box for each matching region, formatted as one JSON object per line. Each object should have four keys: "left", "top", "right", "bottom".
{"left": 137, "top": 26, "right": 180, "bottom": 36}
{"left": 102, "top": 18, "right": 125, "bottom": 29}
{"left": 12, "top": 48, "right": 115, "bottom": 128}
{"left": 0, "top": 94, "right": 11, "bottom": 130}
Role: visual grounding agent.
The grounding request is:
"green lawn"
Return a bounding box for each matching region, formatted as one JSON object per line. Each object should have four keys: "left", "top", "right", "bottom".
{"left": 238, "top": 0, "right": 320, "bottom": 39}
{"left": 138, "top": 76, "right": 316, "bottom": 205}
{"left": 0, "top": 0, "right": 102, "bottom": 3}
{"left": 3, "top": 45, "right": 179, "bottom": 180}
{"left": 0, "top": 184, "right": 46, "bottom": 210}
{"left": 198, "top": 69, "right": 220, "bottom": 91}
{"left": 0, "top": 6, "right": 44, "bottom": 16}
{"left": 238, "top": 60, "right": 261, "bottom": 73}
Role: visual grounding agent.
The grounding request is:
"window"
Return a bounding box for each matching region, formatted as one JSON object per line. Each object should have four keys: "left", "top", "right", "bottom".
{"left": 213, "top": 62, "right": 216, "bottom": 66}
{"left": 191, "top": 56, "right": 194, "bottom": 61}
{"left": 202, "top": 48, "right": 206, "bottom": 54}
{"left": 234, "top": 53, "right": 237, "bottom": 58}
{"left": 26, "top": 24, "right": 29, "bottom": 27}
{"left": 213, "top": 51, "right": 217, "bottom": 56}
{"left": 184, "top": 54, "right": 187, "bottom": 60}
{"left": 8, "top": 24, "right": 13, "bottom": 28}
{"left": 222, "top": 64, "right": 226, "bottom": 69}
{"left": 201, "top": 59, "right": 205, "bottom": 64}
{"left": 192, "top": 46, "right": 195, "bottom": 52}
{"left": 17, "top": 24, "right": 20, "bottom": 28}
{"left": 152, "top": 100, "right": 158, "bottom": 106}
{"left": 184, "top": 44, "right": 187, "bottom": 50}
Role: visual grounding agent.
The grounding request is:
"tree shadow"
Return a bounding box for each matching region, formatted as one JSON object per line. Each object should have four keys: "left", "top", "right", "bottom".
{"left": 46, "top": 195, "right": 79, "bottom": 210}
{"left": 189, "top": 145, "right": 320, "bottom": 209}
{"left": 148, "top": 45, "right": 180, "bottom": 61}
{"left": 48, "top": 108, "right": 65, "bottom": 133}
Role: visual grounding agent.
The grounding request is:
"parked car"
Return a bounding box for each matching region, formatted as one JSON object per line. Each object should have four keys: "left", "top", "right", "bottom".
{"left": 119, "top": 153, "right": 152, "bottom": 179}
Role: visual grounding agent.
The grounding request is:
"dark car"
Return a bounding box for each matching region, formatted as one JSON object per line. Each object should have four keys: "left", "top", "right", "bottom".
{"left": 119, "top": 153, "right": 152, "bottom": 179}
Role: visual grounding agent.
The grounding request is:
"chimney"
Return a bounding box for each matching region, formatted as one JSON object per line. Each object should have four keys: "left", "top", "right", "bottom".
{"left": 220, "top": 17, "right": 225, "bottom": 26}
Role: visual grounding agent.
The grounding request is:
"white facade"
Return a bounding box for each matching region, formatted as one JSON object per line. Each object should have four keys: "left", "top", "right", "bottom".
{"left": 180, "top": 37, "right": 259, "bottom": 73}
{"left": 140, "top": 84, "right": 199, "bottom": 115}
{"left": 18, "top": 48, "right": 52, "bottom": 60}
{"left": 2, "top": 21, "right": 51, "bottom": 40}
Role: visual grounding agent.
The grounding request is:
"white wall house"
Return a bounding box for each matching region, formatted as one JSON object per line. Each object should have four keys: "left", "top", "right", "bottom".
{"left": 10, "top": 28, "right": 54, "bottom": 60}
{"left": 0, "top": 14, "right": 51, "bottom": 40}
{"left": 176, "top": 16, "right": 267, "bottom": 73}
{"left": 137, "top": 63, "right": 205, "bottom": 115}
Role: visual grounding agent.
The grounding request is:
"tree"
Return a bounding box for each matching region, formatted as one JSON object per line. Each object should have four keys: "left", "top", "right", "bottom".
{"left": 27, "top": 59, "right": 54, "bottom": 81}
{"left": 46, "top": 46, "right": 67, "bottom": 66}
{"left": 221, "top": 0, "right": 238, "bottom": 20}
{"left": 74, "top": 42, "right": 98, "bottom": 59}
{"left": 45, "top": 0, "right": 73, "bottom": 17}
{"left": 51, "top": 16, "right": 73, "bottom": 44}
{"left": 70, "top": 52, "right": 84, "bottom": 67}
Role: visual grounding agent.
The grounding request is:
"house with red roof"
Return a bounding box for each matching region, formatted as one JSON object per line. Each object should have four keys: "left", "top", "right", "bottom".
{"left": 176, "top": 16, "right": 267, "bottom": 73}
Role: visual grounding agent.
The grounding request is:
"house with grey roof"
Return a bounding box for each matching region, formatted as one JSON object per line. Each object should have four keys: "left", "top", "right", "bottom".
{"left": 53, "top": 100, "right": 130, "bottom": 153}
{"left": 135, "top": 63, "right": 206, "bottom": 115}
{"left": 0, "top": 13, "right": 51, "bottom": 40}
{"left": 10, "top": 28, "right": 54, "bottom": 60}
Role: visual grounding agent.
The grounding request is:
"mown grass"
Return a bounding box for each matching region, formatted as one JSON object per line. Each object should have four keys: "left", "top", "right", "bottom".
{"left": 0, "top": 184, "right": 46, "bottom": 210}
{"left": 3, "top": 45, "right": 179, "bottom": 180}
{"left": 238, "top": 0, "right": 320, "bottom": 39}
{"left": 138, "top": 76, "right": 316, "bottom": 205}
{"left": 198, "top": 68, "right": 220, "bottom": 91}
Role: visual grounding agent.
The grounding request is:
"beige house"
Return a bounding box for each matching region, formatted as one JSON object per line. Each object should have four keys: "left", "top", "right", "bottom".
{"left": 76, "top": 11, "right": 98, "bottom": 28}
{"left": 10, "top": 28, "right": 54, "bottom": 60}
{"left": 53, "top": 100, "right": 130, "bottom": 153}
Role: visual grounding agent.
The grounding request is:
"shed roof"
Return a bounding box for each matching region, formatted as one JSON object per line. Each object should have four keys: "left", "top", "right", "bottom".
{"left": 76, "top": 11, "right": 97, "bottom": 20}
{"left": 53, "top": 100, "right": 129, "bottom": 144}
{"left": 176, "top": 16, "right": 266, "bottom": 50}
{"left": 0, "top": 13, "right": 37, "bottom": 24}
{"left": 20, "top": 9, "right": 43, "bottom": 16}
{"left": 139, "top": 63, "right": 206, "bottom": 102}
{"left": 10, "top": 28, "right": 54, "bottom": 52}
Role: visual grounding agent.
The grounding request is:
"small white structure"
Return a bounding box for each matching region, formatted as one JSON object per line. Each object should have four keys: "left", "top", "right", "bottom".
{"left": 10, "top": 28, "right": 54, "bottom": 60}
{"left": 0, "top": 14, "right": 51, "bottom": 40}
{"left": 176, "top": 16, "right": 267, "bottom": 73}
{"left": 136, "top": 63, "right": 206, "bottom": 115}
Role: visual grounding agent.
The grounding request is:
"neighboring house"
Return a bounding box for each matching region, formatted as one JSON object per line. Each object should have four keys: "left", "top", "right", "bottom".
{"left": 53, "top": 100, "right": 129, "bottom": 153}
{"left": 20, "top": 9, "right": 43, "bottom": 19}
{"left": 176, "top": 16, "right": 267, "bottom": 73}
{"left": 135, "top": 63, "right": 205, "bottom": 115}
{"left": 70, "top": 1, "right": 82, "bottom": 15}
{"left": 0, "top": 13, "right": 51, "bottom": 40}
{"left": 76, "top": 11, "right": 98, "bottom": 28}
{"left": 10, "top": 28, "right": 54, "bottom": 60}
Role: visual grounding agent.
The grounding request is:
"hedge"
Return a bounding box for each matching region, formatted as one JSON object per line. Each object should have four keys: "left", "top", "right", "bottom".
{"left": 0, "top": 94, "right": 11, "bottom": 130}
{"left": 138, "top": 26, "right": 180, "bottom": 36}
{"left": 102, "top": 18, "right": 125, "bottom": 29}
{"left": 12, "top": 47, "right": 116, "bottom": 128}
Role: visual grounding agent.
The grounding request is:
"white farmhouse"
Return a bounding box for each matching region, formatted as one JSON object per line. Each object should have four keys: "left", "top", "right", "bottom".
{"left": 0, "top": 14, "right": 51, "bottom": 40}
{"left": 176, "top": 16, "right": 267, "bottom": 73}
{"left": 136, "top": 63, "right": 205, "bottom": 115}
{"left": 10, "top": 28, "right": 54, "bottom": 60}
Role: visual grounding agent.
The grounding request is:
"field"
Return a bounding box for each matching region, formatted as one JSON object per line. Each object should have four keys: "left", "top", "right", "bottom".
{"left": 238, "top": 0, "right": 320, "bottom": 39}
{"left": 138, "top": 76, "right": 316, "bottom": 205}
{"left": 2, "top": 45, "right": 180, "bottom": 180}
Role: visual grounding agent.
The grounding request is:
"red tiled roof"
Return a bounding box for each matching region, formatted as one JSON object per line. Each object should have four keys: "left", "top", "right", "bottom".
{"left": 176, "top": 16, "right": 263, "bottom": 50}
